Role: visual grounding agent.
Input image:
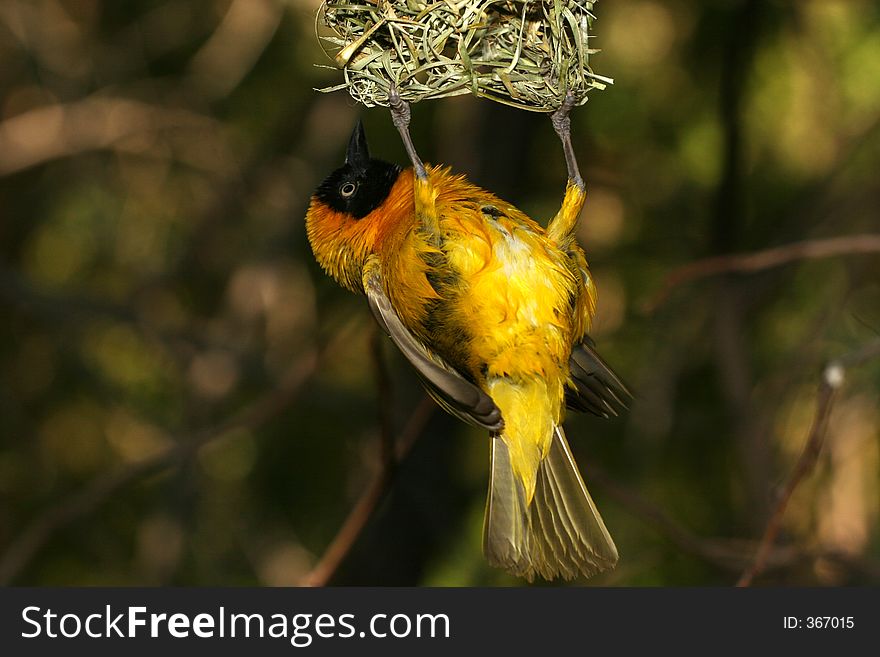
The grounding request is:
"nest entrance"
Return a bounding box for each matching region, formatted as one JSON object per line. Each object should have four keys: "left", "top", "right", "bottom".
{"left": 317, "top": 0, "right": 611, "bottom": 113}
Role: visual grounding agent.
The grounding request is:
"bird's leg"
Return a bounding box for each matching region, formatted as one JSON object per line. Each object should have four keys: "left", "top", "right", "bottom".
{"left": 551, "top": 92, "right": 584, "bottom": 192}
{"left": 389, "top": 85, "right": 427, "bottom": 181}
{"left": 389, "top": 85, "right": 440, "bottom": 237}
{"left": 546, "top": 92, "right": 586, "bottom": 244}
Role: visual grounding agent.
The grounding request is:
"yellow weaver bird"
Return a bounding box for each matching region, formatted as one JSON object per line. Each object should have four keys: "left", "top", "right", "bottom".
{"left": 305, "top": 94, "right": 629, "bottom": 580}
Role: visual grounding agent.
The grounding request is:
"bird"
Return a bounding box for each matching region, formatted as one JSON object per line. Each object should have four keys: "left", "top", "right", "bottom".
{"left": 304, "top": 95, "right": 629, "bottom": 581}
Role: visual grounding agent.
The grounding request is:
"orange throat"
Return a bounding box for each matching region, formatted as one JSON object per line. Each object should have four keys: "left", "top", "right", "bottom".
{"left": 305, "top": 170, "right": 415, "bottom": 293}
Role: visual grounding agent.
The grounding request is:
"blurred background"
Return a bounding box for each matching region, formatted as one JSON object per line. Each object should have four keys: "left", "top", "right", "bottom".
{"left": 1, "top": 0, "right": 878, "bottom": 586}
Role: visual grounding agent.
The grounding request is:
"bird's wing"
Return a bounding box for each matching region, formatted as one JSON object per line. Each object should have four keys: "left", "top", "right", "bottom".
{"left": 363, "top": 259, "right": 504, "bottom": 432}
{"left": 566, "top": 336, "right": 632, "bottom": 418}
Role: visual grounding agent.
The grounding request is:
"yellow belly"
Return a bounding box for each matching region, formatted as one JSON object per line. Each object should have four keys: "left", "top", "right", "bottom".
{"left": 445, "top": 211, "right": 577, "bottom": 382}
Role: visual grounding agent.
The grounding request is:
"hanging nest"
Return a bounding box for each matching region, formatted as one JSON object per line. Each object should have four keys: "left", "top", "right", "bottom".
{"left": 316, "top": 0, "right": 612, "bottom": 113}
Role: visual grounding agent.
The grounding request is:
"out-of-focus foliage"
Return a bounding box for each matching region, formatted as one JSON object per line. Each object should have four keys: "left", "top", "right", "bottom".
{"left": 0, "top": 0, "right": 878, "bottom": 586}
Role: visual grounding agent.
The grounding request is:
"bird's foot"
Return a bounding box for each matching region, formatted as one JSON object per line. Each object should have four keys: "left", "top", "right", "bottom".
{"left": 551, "top": 92, "right": 584, "bottom": 192}
{"left": 389, "top": 85, "right": 427, "bottom": 181}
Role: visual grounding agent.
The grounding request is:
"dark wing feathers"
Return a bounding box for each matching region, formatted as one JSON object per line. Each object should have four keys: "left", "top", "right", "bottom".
{"left": 364, "top": 259, "right": 626, "bottom": 429}
{"left": 364, "top": 267, "right": 504, "bottom": 432}
{"left": 566, "top": 338, "right": 632, "bottom": 418}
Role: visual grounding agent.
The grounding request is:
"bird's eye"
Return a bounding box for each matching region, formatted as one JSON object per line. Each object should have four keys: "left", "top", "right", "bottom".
{"left": 340, "top": 182, "right": 357, "bottom": 198}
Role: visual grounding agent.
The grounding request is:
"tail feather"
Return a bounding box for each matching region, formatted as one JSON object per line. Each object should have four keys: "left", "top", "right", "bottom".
{"left": 483, "top": 426, "right": 618, "bottom": 581}
{"left": 483, "top": 435, "right": 528, "bottom": 568}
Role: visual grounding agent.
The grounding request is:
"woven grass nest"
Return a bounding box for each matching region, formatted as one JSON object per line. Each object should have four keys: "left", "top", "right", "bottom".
{"left": 317, "top": 0, "right": 612, "bottom": 113}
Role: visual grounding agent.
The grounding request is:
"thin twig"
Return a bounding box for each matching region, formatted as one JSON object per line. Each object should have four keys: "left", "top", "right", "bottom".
{"left": 589, "top": 465, "right": 764, "bottom": 571}
{"left": 0, "top": 319, "right": 362, "bottom": 585}
{"left": 301, "top": 396, "right": 436, "bottom": 587}
{"left": 735, "top": 373, "right": 838, "bottom": 586}
{"left": 591, "top": 461, "right": 880, "bottom": 579}
{"left": 735, "top": 340, "right": 880, "bottom": 586}
{"left": 646, "top": 234, "right": 880, "bottom": 312}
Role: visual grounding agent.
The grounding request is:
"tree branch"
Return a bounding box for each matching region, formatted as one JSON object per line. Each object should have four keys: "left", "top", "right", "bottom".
{"left": 647, "top": 234, "right": 880, "bottom": 312}
{"left": 301, "top": 396, "right": 436, "bottom": 587}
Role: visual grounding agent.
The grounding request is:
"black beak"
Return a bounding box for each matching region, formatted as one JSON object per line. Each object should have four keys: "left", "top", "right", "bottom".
{"left": 345, "top": 119, "right": 370, "bottom": 173}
